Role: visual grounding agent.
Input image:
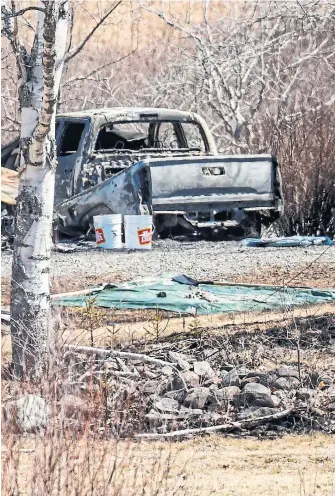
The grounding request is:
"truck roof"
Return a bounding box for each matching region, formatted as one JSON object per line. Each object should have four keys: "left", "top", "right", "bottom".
{"left": 56, "top": 107, "right": 202, "bottom": 121}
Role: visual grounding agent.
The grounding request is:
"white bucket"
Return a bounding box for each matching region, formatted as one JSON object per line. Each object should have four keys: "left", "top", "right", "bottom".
{"left": 93, "top": 214, "right": 122, "bottom": 249}
{"left": 124, "top": 215, "right": 153, "bottom": 250}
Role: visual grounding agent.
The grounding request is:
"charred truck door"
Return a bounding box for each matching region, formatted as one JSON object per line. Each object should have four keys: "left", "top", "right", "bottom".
{"left": 55, "top": 118, "right": 90, "bottom": 205}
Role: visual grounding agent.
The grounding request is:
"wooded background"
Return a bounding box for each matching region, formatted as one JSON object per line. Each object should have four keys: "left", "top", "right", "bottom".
{"left": 2, "top": 0, "right": 335, "bottom": 235}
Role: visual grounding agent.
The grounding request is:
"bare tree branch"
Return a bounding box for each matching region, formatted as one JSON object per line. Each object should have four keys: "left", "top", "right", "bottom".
{"left": 64, "top": 0, "right": 122, "bottom": 63}
{"left": 1, "top": 1, "right": 30, "bottom": 82}
{"left": 62, "top": 48, "right": 137, "bottom": 87}
{"left": 1, "top": 5, "right": 45, "bottom": 19}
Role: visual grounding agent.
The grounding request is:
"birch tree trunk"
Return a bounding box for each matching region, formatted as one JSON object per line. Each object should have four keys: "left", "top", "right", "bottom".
{"left": 2, "top": 0, "right": 69, "bottom": 378}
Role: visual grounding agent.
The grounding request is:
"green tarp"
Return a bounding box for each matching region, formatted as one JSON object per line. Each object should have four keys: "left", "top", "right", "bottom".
{"left": 52, "top": 274, "right": 335, "bottom": 315}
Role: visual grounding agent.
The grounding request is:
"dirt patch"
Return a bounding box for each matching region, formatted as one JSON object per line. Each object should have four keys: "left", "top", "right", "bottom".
{"left": 232, "top": 261, "right": 335, "bottom": 288}
{"left": 51, "top": 272, "right": 132, "bottom": 295}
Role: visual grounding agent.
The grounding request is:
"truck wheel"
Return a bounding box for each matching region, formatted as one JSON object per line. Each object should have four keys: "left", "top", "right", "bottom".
{"left": 243, "top": 213, "right": 262, "bottom": 238}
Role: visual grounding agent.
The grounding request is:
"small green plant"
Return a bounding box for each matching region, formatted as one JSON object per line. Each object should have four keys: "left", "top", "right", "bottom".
{"left": 106, "top": 320, "right": 122, "bottom": 348}
{"left": 188, "top": 310, "right": 201, "bottom": 333}
{"left": 80, "top": 294, "right": 106, "bottom": 347}
{"left": 144, "top": 305, "right": 170, "bottom": 342}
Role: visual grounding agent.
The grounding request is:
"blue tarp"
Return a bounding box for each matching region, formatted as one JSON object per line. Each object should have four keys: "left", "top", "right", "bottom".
{"left": 241, "top": 236, "right": 333, "bottom": 247}
{"left": 53, "top": 274, "right": 335, "bottom": 315}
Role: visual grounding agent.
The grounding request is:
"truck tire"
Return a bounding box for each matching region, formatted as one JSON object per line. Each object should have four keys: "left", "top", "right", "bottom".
{"left": 243, "top": 213, "right": 262, "bottom": 238}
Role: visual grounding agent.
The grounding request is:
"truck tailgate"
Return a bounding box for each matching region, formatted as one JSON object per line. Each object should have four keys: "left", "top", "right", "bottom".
{"left": 147, "top": 155, "right": 280, "bottom": 210}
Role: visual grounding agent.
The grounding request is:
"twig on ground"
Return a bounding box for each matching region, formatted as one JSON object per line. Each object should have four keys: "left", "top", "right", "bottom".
{"left": 78, "top": 369, "right": 140, "bottom": 381}
{"left": 135, "top": 408, "right": 295, "bottom": 439}
{"left": 65, "top": 344, "right": 189, "bottom": 391}
{"left": 65, "top": 344, "right": 177, "bottom": 368}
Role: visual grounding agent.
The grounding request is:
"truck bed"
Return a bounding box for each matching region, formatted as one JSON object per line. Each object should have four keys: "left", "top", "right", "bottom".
{"left": 147, "top": 155, "right": 281, "bottom": 210}
{"left": 54, "top": 154, "right": 282, "bottom": 234}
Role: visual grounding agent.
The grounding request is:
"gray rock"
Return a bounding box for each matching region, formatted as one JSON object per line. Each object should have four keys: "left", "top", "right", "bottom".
{"left": 184, "top": 387, "right": 211, "bottom": 409}
{"left": 243, "top": 383, "right": 270, "bottom": 395}
{"left": 145, "top": 410, "right": 176, "bottom": 429}
{"left": 272, "top": 377, "right": 300, "bottom": 390}
{"left": 4, "top": 394, "right": 49, "bottom": 432}
{"left": 166, "top": 375, "right": 184, "bottom": 392}
{"left": 181, "top": 371, "right": 200, "bottom": 388}
{"left": 168, "top": 351, "right": 191, "bottom": 371}
{"left": 245, "top": 370, "right": 265, "bottom": 378}
{"left": 236, "top": 367, "right": 250, "bottom": 378}
{"left": 165, "top": 370, "right": 200, "bottom": 392}
{"left": 308, "top": 371, "right": 332, "bottom": 389}
{"left": 221, "top": 368, "right": 240, "bottom": 387}
{"left": 220, "top": 386, "right": 241, "bottom": 400}
{"left": 240, "top": 383, "right": 275, "bottom": 408}
{"left": 193, "top": 361, "right": 215, "bottom": 378}
{"left": 276, "top": 366, "right": 300, "bottom": 379}
{"left": 237, "top": 407, "right": 279, "bottom": 421}
{"left": 245, "top": 395, "right": 275, "bottom": 407}
{"left": 154, "top": 397, "right": 180, "bottom": 413}
{"left": 164, "top": 390, "right": 187, "bottom": 404}
{"left": 270, "top": 395, "right": 282, "bottom": 407}
{"left": 241, "top": 376, "right": 260, "bottom": 388}
{"left": 199, "top": 412, "right": 224, "bottom": 426}
{"left": 207, "top": 386, "right": 240, "bottom": 410}
{"left": 326, "top": 402, "right": 335, "bottom": 412}
{"left": 161, "top": 365, "right": 174, "bottom": 376}
{"left": 295, "top": 388, "right": 312, "bottom": 401}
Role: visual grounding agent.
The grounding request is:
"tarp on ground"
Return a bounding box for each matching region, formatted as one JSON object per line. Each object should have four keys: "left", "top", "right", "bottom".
{"left": 52, "top": 274, "right": 335, "bottom": 315}
{"left": 241, "top": 236, "right": 333, "bottom": 247}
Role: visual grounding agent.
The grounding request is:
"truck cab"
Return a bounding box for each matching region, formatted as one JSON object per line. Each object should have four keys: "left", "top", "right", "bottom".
{"left": 55, "top": 108, "right": 217, "bottom": 206}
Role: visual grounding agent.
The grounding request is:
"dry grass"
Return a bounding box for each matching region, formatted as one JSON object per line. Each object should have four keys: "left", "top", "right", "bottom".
{"left": 2, "top": 434, "right": 334, "bottom": 496}
{"left": 2, "top": 301, "right": 335, "bottom": 361}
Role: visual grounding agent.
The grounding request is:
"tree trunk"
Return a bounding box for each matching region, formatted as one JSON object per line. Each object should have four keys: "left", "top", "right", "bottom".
{"left": 10, "top": 147, "right": 56, "bottom": 378}
{"left": 10, "top": 0, "right": 69, "bottom": 379}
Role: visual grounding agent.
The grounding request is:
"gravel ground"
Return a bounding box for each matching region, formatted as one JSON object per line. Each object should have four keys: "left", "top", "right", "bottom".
{"left": 2, "top": 239, "right": 334, "bottom": 283}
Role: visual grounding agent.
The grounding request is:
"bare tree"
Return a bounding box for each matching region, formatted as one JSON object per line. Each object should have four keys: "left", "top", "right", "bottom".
{"left": 2, "top": 0, "right": 69, "bottom": 378}
{"left": 1, "top": 0, "right": 130, "bottom": 378}
{"left": 130, "top": 0, "right": 335, "bottom": 234}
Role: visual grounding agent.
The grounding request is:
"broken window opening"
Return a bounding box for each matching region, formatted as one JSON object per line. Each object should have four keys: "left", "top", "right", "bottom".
{"left": 59, "top": 121, "right": 85, "bottom": 156}
{"left": 155, "top": 122, "right": 180, "bottom": 149}
{"left": 181, "top": 123, "right": 206, "bottom": 152}
{"left": 94, "top": 121, "right": 207, "bottom": 153}
{"left": 95, "top": 123, "right": 148, "bottom": 152}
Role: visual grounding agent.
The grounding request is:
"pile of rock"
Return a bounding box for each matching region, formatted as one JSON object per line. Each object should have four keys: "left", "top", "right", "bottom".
{"left": 3, "top": 347, "right": 334, "bottom": 437}
{"left": 141, "top": 351, "right": 334, "bottom": 434}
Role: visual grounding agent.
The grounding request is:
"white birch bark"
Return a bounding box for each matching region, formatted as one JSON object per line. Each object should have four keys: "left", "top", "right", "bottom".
{"left": 3, "top": 0, "right": 69, "bottom": 378}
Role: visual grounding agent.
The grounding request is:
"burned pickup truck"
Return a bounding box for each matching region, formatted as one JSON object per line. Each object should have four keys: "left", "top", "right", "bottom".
{"left": 2, "top": 107, "right": 283, "bottom": 238}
